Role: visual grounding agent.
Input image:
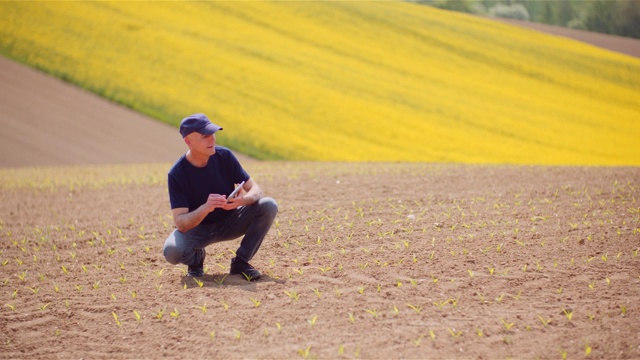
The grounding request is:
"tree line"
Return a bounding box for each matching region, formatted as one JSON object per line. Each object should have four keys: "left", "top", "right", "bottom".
{"left": 416, "top": 0, "right": 640, "bottom": 39}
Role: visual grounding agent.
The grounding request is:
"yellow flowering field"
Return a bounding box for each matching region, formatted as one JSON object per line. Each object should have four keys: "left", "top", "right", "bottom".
{"left": 0, "top": 1, "right": 638, "bottom": 164}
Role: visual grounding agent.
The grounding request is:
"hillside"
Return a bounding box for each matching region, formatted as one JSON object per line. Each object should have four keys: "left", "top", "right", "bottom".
{"left": 1, "top": 1, "right": 639, "bottom": 165}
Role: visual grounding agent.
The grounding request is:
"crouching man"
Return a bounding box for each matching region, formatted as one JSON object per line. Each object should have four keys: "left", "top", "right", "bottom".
{"left": 163, "top": 113, "right": 278, "bottom": 281}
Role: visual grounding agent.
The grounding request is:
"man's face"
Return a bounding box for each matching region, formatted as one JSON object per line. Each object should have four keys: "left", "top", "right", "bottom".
{"left": 185, "top": 132, "right": 216, "bottom": 156}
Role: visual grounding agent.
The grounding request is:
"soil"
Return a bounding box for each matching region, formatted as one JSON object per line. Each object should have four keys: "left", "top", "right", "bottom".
{"left": 1, "top": 18, "right": 640, "bottom": 360}
{"left": 1, "top": 163, "right": 639, "bottom": 359}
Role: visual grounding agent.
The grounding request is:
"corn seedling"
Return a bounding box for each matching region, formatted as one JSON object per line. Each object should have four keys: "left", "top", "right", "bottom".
{"left": 559, "top": 349, "right": 568, "bottom": 360}
{"left": 348, "top": 312, "right": 355, "bottom": 323}
{"left": 312, "top": 288, "right": 322, "bottom": 298}
{"left": 406, "top": 303, "right": 422, "bottom": 313}
{"left": 250, "top": 297, "right": 261, "bottom": 308}
{"left": 5, "top": 303, "right": 15, "bottom": 312}
{"left": 308, "top": 315, "right": 318, "bottom": 326}
{"left": 365, "top": 309, "right": 378, "bottom": 318}
{"left": 334, "top": 287, "right": 341, "bottom": 298}
{"left": 170, "top": 308, "right": 179, "bottom": 318}
{"left": 538, "top": 315, "right": 551, "bottom": 327}
{"left": 412, "top": 334, "right": 424, "bottom": 346}
{"left": 196, "top": 304, "right": 207, "bottom": 313}
{"left": 193, "top": 277, "right": 204, "bottom": 288}
{"left": 562, "top": 308, "right": 573, "bottom": 321}
{"left": 284, "top": 290, "right": 299, "bottom": 301}
{"left": 213, "top": 275, "right": 227, "bottom": 285}
{"left": 112, "top": 311, "right": 122, "bottom": 326}
{"left": 156, "top": 307, "right": 166, "bottom": 320}
{"left": 298, "top": 346, "right": 312, "bottom": 359}
{"left": 433, "top": 300, "right": 448, "bottom": 310}
{"left": 448, "top": 328, "right": 462, "bottom": 338}
{"left": 133, "top": 310, "right": 141, "bottom": 322}
{"left": 220, "top": 300, "right": 229, "bottom": 311}
{"left": 512, "top": 290, "right": 522, "bottom": 300}
{"left": 500, "top": 318, "right": 515, "bottom": 331}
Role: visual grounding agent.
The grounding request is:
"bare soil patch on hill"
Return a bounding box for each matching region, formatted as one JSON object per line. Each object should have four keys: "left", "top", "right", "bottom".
{"left": 1, "top": 163, "right": 638, "bottom": 359}
{"left": 494, "top": 18, "right": 640, "bottom": 59}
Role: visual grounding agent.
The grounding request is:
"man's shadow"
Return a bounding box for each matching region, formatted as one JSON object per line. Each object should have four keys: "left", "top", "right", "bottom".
{"left": 181, "top": 273, "right": 286, "bottom": 292}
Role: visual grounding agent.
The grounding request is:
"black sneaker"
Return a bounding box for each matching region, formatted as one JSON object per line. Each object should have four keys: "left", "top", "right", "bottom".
{"left": 187, "top": 248, "right": 206, "bottom": 277}
{"left": 229, "top": 257, "right": 261, "bottom": 281}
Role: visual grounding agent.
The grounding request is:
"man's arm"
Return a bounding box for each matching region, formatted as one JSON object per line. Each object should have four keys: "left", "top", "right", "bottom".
{"left": 172, "top": 193, "right": 228, "bottom": 233}
{"left": 225, "top": 178, "right": 263, "bottom": 208}
{"left": 172, "top": 178, "right": 263, "bottom": 232}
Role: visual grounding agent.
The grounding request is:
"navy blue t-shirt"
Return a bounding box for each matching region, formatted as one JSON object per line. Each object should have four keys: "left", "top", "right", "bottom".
{"left": 168, "top": 146, "right": 250, "bottom": 224}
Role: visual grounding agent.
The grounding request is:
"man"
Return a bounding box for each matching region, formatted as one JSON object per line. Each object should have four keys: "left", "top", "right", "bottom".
{"left": 163, "top": 113, "right": 278, "bottom": 281}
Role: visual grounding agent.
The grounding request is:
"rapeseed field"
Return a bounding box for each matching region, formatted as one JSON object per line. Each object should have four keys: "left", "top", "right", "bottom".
{"left": 1, "top": 1, "right": 639, "bottom": 164}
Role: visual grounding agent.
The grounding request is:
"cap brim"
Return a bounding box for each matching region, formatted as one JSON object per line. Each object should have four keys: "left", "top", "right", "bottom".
{"left": 197, "top": 123, "right": 222, "bottom": 135}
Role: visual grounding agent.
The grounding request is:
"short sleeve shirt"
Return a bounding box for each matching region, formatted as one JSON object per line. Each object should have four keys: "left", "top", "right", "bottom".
{"left": 168, "top": 146, "right": 250, "bottom": 224}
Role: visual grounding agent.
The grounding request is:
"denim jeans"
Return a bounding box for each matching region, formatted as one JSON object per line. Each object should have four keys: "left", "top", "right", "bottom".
{"left": 163, "top": 197, "right": 278, "bottom": 267}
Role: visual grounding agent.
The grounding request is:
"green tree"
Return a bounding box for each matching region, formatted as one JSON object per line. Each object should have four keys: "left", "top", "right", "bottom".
{"left": 541, "top": 0, "right": 554, "bottom": 24}
{"left": 618, "top": 0, "right": 640, "bottom": 38}
{"left": 585, "top": 0, "right": 640, "bottom": 39}
{"left": 584, "top": 0, "right": 618, "bottom": 34}
{"left": 557, "top": 0, "right": 575, "bottom": 26}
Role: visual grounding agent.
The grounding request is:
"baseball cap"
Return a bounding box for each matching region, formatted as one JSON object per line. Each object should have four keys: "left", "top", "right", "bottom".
{"left": 179, "top": 113, "right": 223, "bottom": 138}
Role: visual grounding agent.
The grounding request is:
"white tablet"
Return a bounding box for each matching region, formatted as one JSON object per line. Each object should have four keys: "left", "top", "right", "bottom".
{"left": 228, "top": 181, "right": 245, "bottom": 200}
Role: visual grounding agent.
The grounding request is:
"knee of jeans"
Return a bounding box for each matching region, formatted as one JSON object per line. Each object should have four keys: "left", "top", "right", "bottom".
{"left": 261, "top": 197, "right": 279, "bottom": 216}
{"left": 163, "top": 245, "right": 182, "bottom": 265}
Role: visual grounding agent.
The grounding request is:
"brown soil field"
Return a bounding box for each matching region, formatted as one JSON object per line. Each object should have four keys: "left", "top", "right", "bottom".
{"left": 1, "top": 18, "right": 640, "bottom": 360}
{"left": 1, "top": 163, "right": 639, "bottom": 359}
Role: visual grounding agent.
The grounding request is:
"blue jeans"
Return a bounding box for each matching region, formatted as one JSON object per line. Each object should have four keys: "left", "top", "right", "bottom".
{"left": 163, "top": 197, "right": 278, "bottom": 267}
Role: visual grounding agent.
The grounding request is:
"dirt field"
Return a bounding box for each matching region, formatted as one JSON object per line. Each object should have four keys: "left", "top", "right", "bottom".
{"left": 1, "top": 163, "right": 639, "bottom": 359}
{"left": 1, "top": 17, "right": 640, "bottom": 360}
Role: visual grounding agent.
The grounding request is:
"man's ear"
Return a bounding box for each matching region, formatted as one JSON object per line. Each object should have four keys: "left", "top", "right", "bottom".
{"left": 183, "top": 136, "right": 191, "bottom": 146}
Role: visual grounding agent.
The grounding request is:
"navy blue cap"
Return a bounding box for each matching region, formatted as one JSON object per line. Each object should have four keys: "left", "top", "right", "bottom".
{"left": 179, "top": 113, "right": 222, "bottom": 138}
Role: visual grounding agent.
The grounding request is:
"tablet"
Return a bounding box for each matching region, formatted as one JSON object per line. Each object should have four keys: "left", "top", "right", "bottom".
{"left": 228, "top": 181, "right": 246, "bottom": 200}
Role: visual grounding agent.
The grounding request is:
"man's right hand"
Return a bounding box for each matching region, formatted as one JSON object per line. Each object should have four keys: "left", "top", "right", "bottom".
{"left": 203, "top": 193, "right": 229, "bottom": 212}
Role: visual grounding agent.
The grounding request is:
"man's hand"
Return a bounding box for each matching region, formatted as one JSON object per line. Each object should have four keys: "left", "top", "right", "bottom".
{"left": 223, "top": 195, "right": 246, "bottom": 210}
{"left": 203, "top": 193, "right": 229, "bottom": 212}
